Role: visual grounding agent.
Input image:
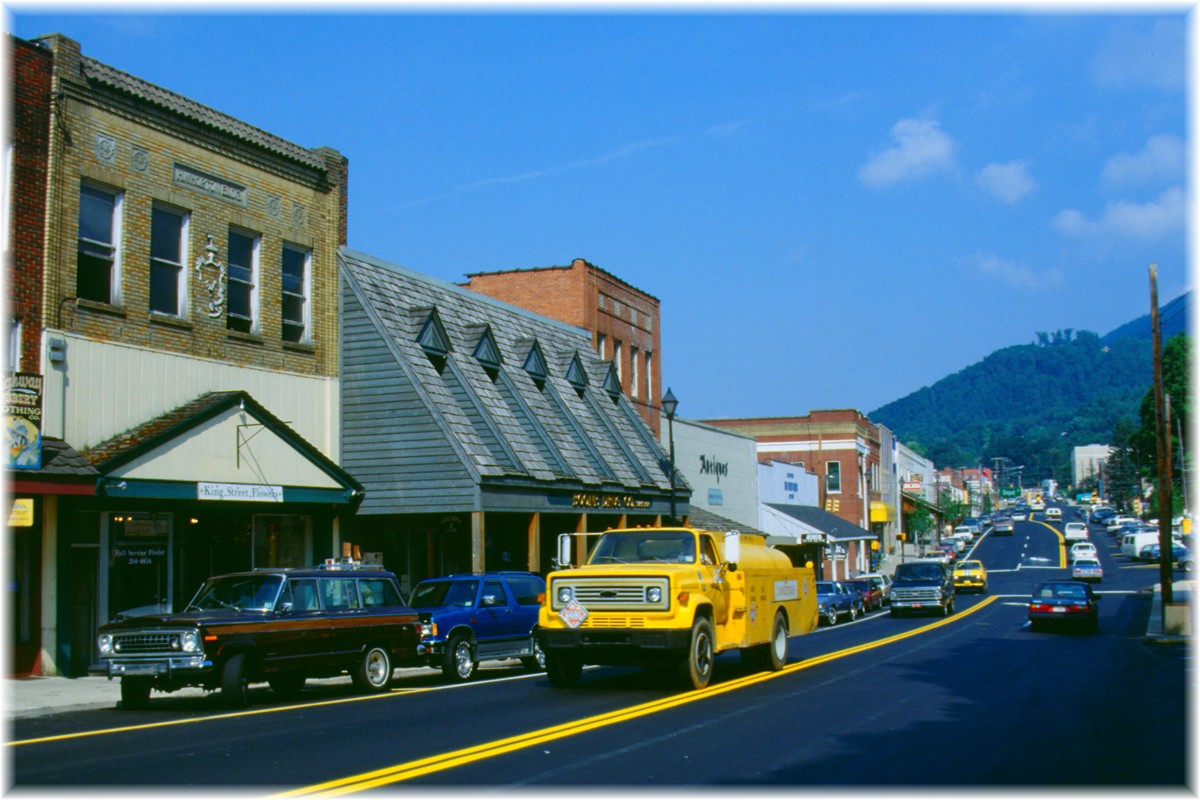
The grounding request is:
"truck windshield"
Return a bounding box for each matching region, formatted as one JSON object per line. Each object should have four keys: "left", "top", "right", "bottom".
{"left": 187, "top": 574, "right": 283, "bottom": 612}
{"left": 588, "top": 532, "right": 696, "bottom": 564}
{"left": 894, "top": 565, "right": 944, "bottom": 582}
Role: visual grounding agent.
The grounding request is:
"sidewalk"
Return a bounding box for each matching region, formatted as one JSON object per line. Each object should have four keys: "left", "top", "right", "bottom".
{"left": 7, "top": 583, "right": 1192, "bottom": 721}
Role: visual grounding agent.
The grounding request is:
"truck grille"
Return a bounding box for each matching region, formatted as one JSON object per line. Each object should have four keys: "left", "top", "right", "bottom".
{"left": 892, "top": 588, "right": 941, "bottom": 603}
{"left": 553, "top": 576, "right": 670, "bottom": 611}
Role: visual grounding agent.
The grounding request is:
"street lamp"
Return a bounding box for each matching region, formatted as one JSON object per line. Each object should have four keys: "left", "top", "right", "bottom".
{"left": 662, "top": 388, "right": 678, "bottom": 525}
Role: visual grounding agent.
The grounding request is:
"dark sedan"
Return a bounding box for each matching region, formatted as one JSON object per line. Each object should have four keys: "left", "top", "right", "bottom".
{"left": 1028, "top": 580, "right": 1100, "bottom": 633}
{"left": 1138, "top": 542, "right": 1191, "bottom": 564}
{"left": 844, "top": 579, "right": 884, "bottom": 612}
{"left": 816, "top": 581, "right": 863, "bottom": 626}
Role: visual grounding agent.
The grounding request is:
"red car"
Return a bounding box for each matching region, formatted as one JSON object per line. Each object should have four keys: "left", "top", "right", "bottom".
{"left": 937, "top": 544, "right": 958, "bottom": 562}
{"left": 844, "top": 579, "right": 884, "bottom": 611}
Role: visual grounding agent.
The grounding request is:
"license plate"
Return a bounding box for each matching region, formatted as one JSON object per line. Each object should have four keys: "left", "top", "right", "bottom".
{"left": 911, "top": 602, "right": 922, "bottom": 608}
{"left": 1051, "top": 606, "right": 1067, "bottom": 613}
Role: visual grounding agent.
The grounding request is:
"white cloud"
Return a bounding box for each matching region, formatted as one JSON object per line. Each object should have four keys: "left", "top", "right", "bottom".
{"left": 976, "top": 160, "right": 1035, "bottom": 204}
{"left": 1101, "top": 134, "right": 1185, "bottom": 187}
{"left": 1090, "top": 18, "right": 1186, "bottom": 92}
{"left": 972, "top": 252, "right": 1063, "bottom": 291}
{"left": 858, "top": 118, "right": 957, "bottom": 188}
{"left": 1053, "top": 187, "right": 1186, "bottom": 240}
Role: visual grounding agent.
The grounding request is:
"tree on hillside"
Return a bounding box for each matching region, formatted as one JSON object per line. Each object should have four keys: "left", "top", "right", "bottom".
{"left": 1131, "top": 333, "right": 1191, "bottom": 509}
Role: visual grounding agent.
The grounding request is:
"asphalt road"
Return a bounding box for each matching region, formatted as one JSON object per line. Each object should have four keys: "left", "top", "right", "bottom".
{"left": 8, "top": 508, "right": 1190, "bottom": 790}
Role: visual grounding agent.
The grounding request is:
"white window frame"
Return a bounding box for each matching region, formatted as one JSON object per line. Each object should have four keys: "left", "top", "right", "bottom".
{"left": 614, "top": 339, "right": 623, "bottom": 382}
{"left": 7, "top": 317, "right": 21, "bottom": 373}
{"left": 827, "top": 461, "right": 842, "bottom": 494}
{"left": 77, "top": 181, "right": 124, "bottom": 305}
{"left": 596, "top": 332, "right": 606, "bottom": 360}
{"left": 226, "top": 226, "right": 260, "bottom": 334}
{"left": 281, "top": 242, "right": 311, "bottom": 343}
{"left": 630, "top": 345, "right": 640, "bottom": 399}
{"left": 646, "top": 350, "right": 654, "bottom": 403}
{"left": 149, "top": 203, "right": 189, "bottom": 317}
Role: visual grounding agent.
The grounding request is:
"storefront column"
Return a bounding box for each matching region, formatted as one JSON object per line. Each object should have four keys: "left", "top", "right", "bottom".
{"left": 471, "top": 511, "right": 485, "bottom": 573}
{"left": 39, "top": 496, "right": 59, "bottom": 676}
{"left": 527, "top": 513, "right": 540, "bottom": 573}
{"left": 574, "top": 513, "right": 588, "bottom": 564}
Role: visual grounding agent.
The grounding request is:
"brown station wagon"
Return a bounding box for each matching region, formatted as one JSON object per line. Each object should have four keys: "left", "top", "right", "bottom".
{"left": 90, "top": 562, "right": 421, "bottom": 709}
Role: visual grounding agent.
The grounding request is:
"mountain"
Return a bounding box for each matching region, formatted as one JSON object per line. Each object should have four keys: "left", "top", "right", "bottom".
{"left": 868, "top": 292, "right": 1190, "bottom": 486}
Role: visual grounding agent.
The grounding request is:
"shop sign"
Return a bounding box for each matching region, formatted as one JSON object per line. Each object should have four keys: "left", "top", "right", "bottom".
{"left": 173, "top": 163, "right": 248, "bottom": 207}
{"left": 571, "top": 492, "right": 652, "bottom": 510}
{"left": 198, "top": 482, "right": 284, "bottom": 502}
{"left": 800, "top": 533, "right": 825, "bottom": 544}
{"left": 113, "top": 544, "right": 166, "bottom": 566}
{"left": 5, "top": 373, "right": 43, "bottom": 469}
{"left": 8, "top": 498, "right": 34, "bottom": 527}
{"left": 903, "top": 481, "right": 924, "bottom": 493}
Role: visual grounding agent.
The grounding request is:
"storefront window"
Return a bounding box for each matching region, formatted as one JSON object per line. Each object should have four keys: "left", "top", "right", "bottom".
{"left": 108, "top": 512, "right": 171, "bottom": 617}
{"left": 253, "top": 515, "right": 309, "bottom": 568}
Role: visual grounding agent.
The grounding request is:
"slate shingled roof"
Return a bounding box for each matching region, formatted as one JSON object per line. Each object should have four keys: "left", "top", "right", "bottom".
{"left": 766, "top": 503, "right": 875, "bottom": 542}
{"left": 9, "top": 438, "right": 98, "bottom": 480}
{"left": 340, "top": 248, "right": 680, "bottom": 511}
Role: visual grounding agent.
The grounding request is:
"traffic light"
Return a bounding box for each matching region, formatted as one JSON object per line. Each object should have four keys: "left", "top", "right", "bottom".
{"left": 897, "top": 533, "right": 907, "bottom": 542}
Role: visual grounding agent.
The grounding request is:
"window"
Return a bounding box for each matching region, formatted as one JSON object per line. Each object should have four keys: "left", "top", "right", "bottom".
{"left": 645, "top": 351, "right": 653, "bottom": 402}
{"left": 358, "top": 578, "right": 402, "bottom": 608}
{"left": 77, "top": 183, "right": 122, "bottom": 304}
{"left": 630, "top": 345, "right": 640, "bottom": 398}
{"left": 7, "top": 317, "right": 20, "bottom": 373}
{"left": 319, "top": 578, "right": 360, "bottom": 610}
{"left": 596, "top": 333, "right": 606, "bottom": 360}
{"left": 614, "top": 339, "right": 623, "bottom": 381}
{"left": 149, "top": 204, "right": 188, "bottom": 316}
{"left": 281, "top": 243, "right": 310, "bottom": 342}
{"left": 227, "top": 228, "right": 259, "bottom": 333}
{"left": 826, "top": 461, "right": 842, "bottom": 494}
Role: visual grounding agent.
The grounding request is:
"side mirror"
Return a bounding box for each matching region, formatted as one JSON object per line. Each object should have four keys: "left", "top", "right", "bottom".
{"left": 278, "top": 602, "right": 294, "bottom": 616}
{"left": 724, "top": 530, "right": 741, "bottom": 571}
{"left": 557, "top": 533, "right": 573, "bottom": 569}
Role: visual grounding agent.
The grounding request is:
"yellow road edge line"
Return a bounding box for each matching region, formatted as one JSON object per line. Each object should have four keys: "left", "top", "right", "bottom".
{"left": 275, "top": 596, "right": 1000, "bottom": 797}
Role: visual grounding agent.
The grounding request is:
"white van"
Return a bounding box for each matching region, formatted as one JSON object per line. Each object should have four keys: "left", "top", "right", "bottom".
{"left": 1122, "top": 531, "right": 1180, "bottom": 559}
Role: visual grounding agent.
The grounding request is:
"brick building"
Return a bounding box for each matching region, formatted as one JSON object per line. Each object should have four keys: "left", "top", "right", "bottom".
{"left": 5, "top": 34, "right": 360, "bottom": 676}
{"left": 463, "top": 258, "right": 663, "bottom": 434}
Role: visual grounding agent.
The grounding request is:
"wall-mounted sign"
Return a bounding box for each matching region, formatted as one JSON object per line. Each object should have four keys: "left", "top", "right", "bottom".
{"left": 698, "top": 455, "right": 729, "bottom": 483}
{"left": 198, "top": 482, "right": 284, "bottom": 502}
{"left": 8, "top": 498, "right": 34, "bottom": 527}
{"left": 571, "top": 492, "right": 652, "bottom": 510}
{"left": 5, "top": 373, "right": 43, "bottom": 469}
{"left": 800, "top": 533, "right": 826, "bottom": 544}
{"left": 173, "top": 163, "right": 248, "bottom": 207}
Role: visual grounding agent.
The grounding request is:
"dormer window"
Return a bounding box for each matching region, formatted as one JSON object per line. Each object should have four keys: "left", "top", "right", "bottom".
{"left": 472, "top": 325, "right": 502, "bottom": 382}
{"left": 566, "top": 353, "right": 589, "bottom": 397}
{"left": 522, "top": 340, "right": 548, "bottom": 390}
{"left": 416, "top": 309, "right": 451, "bottom": 372}
{"left": 602, "top": 363, "right": 622, "bottom": 402}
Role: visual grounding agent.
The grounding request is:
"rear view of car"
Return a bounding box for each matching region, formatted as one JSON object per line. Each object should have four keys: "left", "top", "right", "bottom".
{"left": 1071, "top": 558, "right": 1103, "bottom": 583}
{"left": 1028, "top": 580, "right": 1100, "bottom": 633}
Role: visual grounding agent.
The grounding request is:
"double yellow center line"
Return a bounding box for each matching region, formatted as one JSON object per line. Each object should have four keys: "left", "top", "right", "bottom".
{"left": 277, "top": 596, "right": 999, "bottom": 796}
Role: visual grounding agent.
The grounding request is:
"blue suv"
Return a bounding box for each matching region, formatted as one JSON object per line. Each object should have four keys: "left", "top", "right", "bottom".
{"left": 407, "top": 572, "right": 546, "bottom": 681}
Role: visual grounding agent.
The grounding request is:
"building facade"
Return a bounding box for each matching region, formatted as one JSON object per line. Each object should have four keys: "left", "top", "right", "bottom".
{"left": 1074, "top": 444, "right": 1114, "bottom": 487}
{"left": 663, "top": 417, "right": 759, "bottom": 529}
{"left": 463, "top": 259, "right": 663, "bottom": 434}
{"left": 338, "top": 249, "right": 684, "bottom": 595}
{"left": 5, "top": 34, "right": 356, "bottom": 676}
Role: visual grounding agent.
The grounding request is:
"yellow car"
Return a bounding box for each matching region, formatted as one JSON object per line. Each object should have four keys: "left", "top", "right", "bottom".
{"left": 952, "top": 560, "right": 988, "bottom": 594}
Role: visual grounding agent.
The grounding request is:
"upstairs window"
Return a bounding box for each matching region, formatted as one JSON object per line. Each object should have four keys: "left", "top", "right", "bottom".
{"left": 826, "top": 461, "right": 842, "bottom": 494}
{"left": 281, "top": 243, "right": 310, "bottom": 343}
{"left": 630, "top": 345, "right": 640, "bottom": 399}
{"left": 149, "top": 204, "right": 188, "bottom": 316}
{"left": 227, "top": 228, "right": 259, "bottom": 334}
{"left": 77, "top": 183, "right": 122, "bottom": 304}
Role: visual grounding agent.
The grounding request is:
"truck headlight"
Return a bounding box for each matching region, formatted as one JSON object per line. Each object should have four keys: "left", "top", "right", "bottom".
{"left": 421, "top": 622, "right": 437, "bottom": 638}
{"left": 179, "top": 630, "right": 200, "bottom": 653}
{"left": 97, "top": 633, "right": 113, "bottom": 656}
{"left": 646, "top": 586, "right": 663, "bottom": 604}
{"left": 557, "top": 585, "right": 573, "bottom": 604}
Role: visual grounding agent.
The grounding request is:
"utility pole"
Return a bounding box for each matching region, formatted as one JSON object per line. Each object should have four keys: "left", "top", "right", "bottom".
{"left": 1150, "top": 264, "right": 1173, "bottom": 607}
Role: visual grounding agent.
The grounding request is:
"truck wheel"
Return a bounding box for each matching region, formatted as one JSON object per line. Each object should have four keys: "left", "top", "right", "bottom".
{"left": 220, "top": 653, "right": 251, "bottom": 709}
{"left": 268, "top": 672, "right": 306, "bottom": 700}
{"left": 520, "top": 633, "right": 546, "bottom": 672}
{"left": 442, "top": 633, "right": 477, "bottom": 682}
{"left": 679, "top": 616, "right": 715, "bottom": 690}
{"left": 119, "top": 677, "right": 152, "bottom": 710}
{"left": 544, "top": 651, "right": 582, "bottom": 688}
{"left": 765, "top": 611, "right": 788, "bottom": 671}
{"left": 353, "top": 646, "right": 393, "bottom": 693}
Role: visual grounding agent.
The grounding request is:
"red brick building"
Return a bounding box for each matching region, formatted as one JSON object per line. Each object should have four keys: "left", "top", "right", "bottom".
{"left": 463, "top": 258, "right": 662, "bottom": 434}
{"left": 702, "top": 410, "right": 884, "bottom": 531}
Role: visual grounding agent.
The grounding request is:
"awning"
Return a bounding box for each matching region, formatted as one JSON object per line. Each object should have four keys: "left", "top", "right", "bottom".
{"left": 870, "top": 500, "right": 893, "bottom": 523}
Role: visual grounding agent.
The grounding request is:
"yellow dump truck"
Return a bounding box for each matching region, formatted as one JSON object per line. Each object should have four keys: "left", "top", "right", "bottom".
{"left": 538, "top": 527, "right": 819, "bottom": 690}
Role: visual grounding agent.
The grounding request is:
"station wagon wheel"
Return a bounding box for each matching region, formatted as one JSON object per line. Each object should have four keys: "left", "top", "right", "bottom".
{"left": 220, "top": 653, "right": 251, "bottom": 709}
{"left": 442, "top": 633, "right": 477, "bottom": 682}
{"left": 119, "top": 677, "right": 152, "bottom": 710}
{"left": 521, "top": 632, "right": 546, "bottom": 672}
{"left": 353, "top": 646, "right": 393, "bottom": 693}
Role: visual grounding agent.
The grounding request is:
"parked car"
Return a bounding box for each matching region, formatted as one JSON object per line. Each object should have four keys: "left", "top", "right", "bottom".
{"left": 816, "top": 581, "right": 863, "bottom": 625}
{"left": 857, "top": 572, "right": 893, "bottom": 604}
{"left": 844, "top": 579, "right": 884, "bottom": 612}
{"left": 959, "top": 519, "right": 983, "bottom": 537}
{"left": 407, "top": 571, "right": 547, "bottom": 681}
{"left": 90, "top": 563, "right": 422, "bottom": 709}
{"left": 1137, "top": 542, "right": 1190, "bottom": 564}
{"left": 943, "top": 535, "right": 968, "bottom": 554}
{"left": 1028, "top": 580, "right": 1100, "bottom": 633}
{"left": 1071, "top": 558, "right": 1104, "bottom": 583}
{"left": 1063, "top": 522, "right": 1089, "bottom": 543}
{"left": 951, "top": 526, "right": 975, "bottom": 544}
{"left": 952, "top": 560, "right": 987, "bottom": 594}
{"left": 1107, "top": 515, "right": 1140, "bottom": 534}
{"left": 1069, "top": 542, "right": 1098, "bottom": 561}
{"left": 1123, "top": 531, "right": 1182, "bottom": 560}
{"left": 936, "top": 544, "right": 958, "bottom": 563}
{"left": 1179, "top": 552, "right": 1195, "bottom": 573}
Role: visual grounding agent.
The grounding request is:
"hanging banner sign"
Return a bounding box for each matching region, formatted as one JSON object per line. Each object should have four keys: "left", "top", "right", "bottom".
{"left": 5, "top": 373, "right": 43, "bottom": 470}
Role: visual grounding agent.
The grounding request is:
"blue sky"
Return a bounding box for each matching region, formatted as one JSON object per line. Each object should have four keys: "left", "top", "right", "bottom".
{"left": 7, "top": 7, "right": 1192, "bottom": 420}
